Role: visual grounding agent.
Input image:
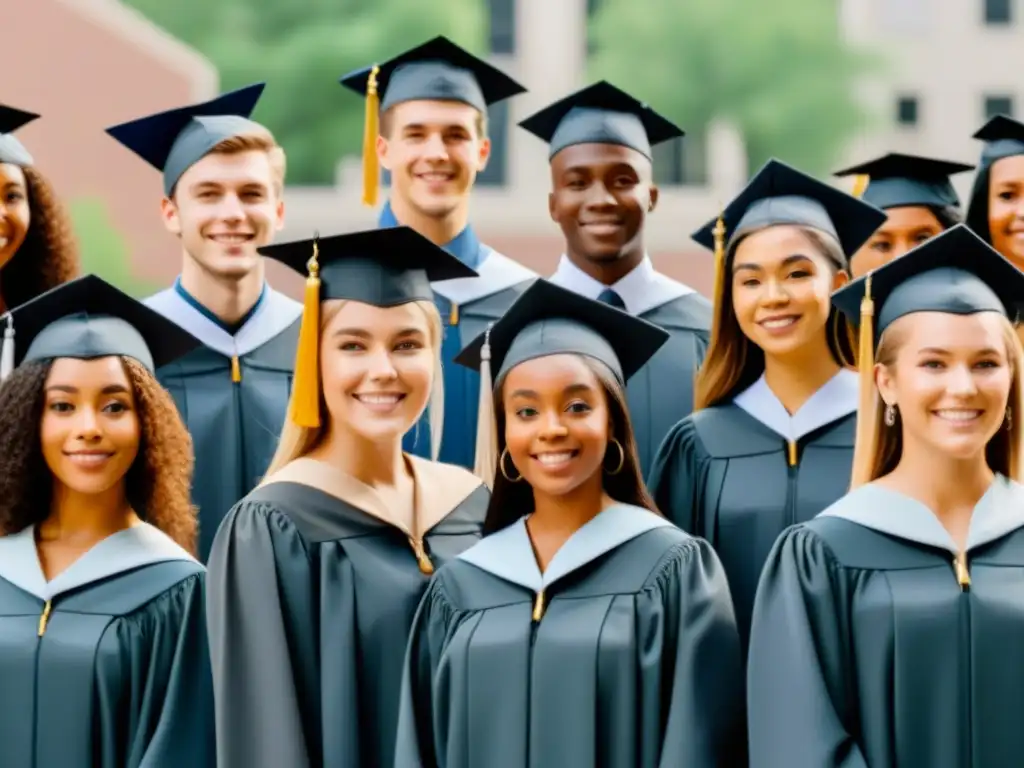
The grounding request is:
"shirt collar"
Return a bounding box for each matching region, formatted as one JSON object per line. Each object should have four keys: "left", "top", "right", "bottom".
{"left": 550, "top": 254, "right": 657, "bottom": 314}
{"left": 379, "top": 200, "right": 484, "bottom": 270}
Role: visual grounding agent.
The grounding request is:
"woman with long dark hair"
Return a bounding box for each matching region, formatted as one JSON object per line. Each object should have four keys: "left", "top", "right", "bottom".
{"left": 647, "top": 159, "right": 887, "bottom": 652}
{"left": 0, "top": 274, "right": 213, "bottom": 767}
{"left": 747, "top": 225, "right": 1024, "bottom": 767}
{"left": 394, "top": 279, "right": 743, "bottom": 767}
{"left": 834, "top": 152, "right": 972, "bottom": 277}
{"left": 0, "top": 104, "right": 78, "bottom": 320}
{"left": 965, "top": 114, "right": 1024, "bottom": 272}
{"left": 207, "top": 228, "right": 489, "bottom": 768}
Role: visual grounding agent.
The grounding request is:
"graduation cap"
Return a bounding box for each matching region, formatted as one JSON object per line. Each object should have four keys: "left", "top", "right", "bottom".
{"left": 455, "top": 278, "right": 669, "bottom": 486}
{"left": 258, "top": 226, "right": 478, "bottom": 428}
{"left": 831, "top": 224, "right": 1024, "bottom": 462}
{"left": 339, "top": 36, "right": 526, "bottom": 207}
{"left": 0, "top": 103, "right": 39, "bottom": 167}
{"left": 834, "top": 153, "right": 974, "bottom": 210}
{"left": 105, "top": 83, "right": 266, "bottom": 197}
{"left": 517, "top": 80, "right": 684, "bottom": 161}
{"left": 692, "top": 158, "right": 888, "bottom": 307}
{"left": 0, "top": 274, "right": 201, "bottom": 381}
{"left": 965, "top": 115, "right": 1024, "bottom": 240}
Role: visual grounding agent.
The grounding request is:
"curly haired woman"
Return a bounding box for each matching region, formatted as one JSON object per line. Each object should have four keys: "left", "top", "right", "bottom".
{"left": 0, "top": 274, "right": 214, "bottom": 767}
{"left": 0, "top": 103, "right": 79, "bottom": 313}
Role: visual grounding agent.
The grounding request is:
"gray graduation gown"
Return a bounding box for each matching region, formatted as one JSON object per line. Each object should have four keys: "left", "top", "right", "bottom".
{"left": 394, "top": 504, "right": 745, "bottom": 768}
{"left": 648, "top": 370, "right": 858, "bottom": 651}
{"left": 748, "top": 475, "right": 1024, "bottom": 768}
{"left": 206, "top": 456, "right": 489, "bottom": 768}
{"left": 144, "top": 286, "right": 302, "bottom": 561}
{"left": 0, "top": 523, "right": 214, "bottom": 767}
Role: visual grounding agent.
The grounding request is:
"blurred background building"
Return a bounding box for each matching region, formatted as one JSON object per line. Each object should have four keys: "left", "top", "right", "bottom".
{"left": 10, "top": 0, "right": 1021, "bottom": 298}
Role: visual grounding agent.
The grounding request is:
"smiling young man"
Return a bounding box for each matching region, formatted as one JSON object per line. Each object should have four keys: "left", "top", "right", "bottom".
{"left": 341, "top": 36, "right": 536, "bottom": 471}
{"left": 106, "top": 84, "right": 302, "bottom": 561}
{"left": 518, "top": 81, "right": 712, "bottom": 475}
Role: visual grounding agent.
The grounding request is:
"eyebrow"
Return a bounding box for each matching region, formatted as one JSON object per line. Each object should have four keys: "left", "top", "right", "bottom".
{"left": 917, "top": 347, "right": 1002, "bottom": 356}
{"left": 2, "top": 181, "right": 24, "bottom": 191}
{"left": 331, "top": 327, "right": 425, "bottom": 339}
{"left": 508, "top": 383, "right": 595, "bottom": 399}
{"left": 45, "top": 384, "right": 131, "bottom": 394}
{"left": 733, "top": 253, "right": 813, "bottom": 273}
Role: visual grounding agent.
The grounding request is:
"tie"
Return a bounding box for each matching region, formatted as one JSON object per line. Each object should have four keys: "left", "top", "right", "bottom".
{"left": 597, "top": 288, "right": 627, "bottom": 310}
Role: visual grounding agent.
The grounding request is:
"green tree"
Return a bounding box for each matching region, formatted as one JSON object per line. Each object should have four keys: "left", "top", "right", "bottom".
{"left": 69, "top": 198, "right": 159, "bottom": 298}
{"left": 588, "top": 0, "right": 882, "bottom": 177}
{"left": 123, "top": 0, "right": 486, "bottom": 184}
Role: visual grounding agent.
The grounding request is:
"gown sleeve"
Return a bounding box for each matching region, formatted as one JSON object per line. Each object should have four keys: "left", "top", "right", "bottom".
{"left": 647, "top": 417, "right": 707, "bottom": 533}
{"left": 394, "top": 577, "right": 457, "bottom": 768}
{"left": 652, "top": 538, "right": 745, "bottom": 768}
{"left": 206, "top": 500, "right": 316, "bottom": 768}
{"left": 129, "top": 571, "right": 216, "bottom": 768}
{"left": 746, "top": 526, "right": 866, "bottom": 768}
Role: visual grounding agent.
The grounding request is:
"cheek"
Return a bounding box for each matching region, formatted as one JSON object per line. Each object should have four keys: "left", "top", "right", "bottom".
{"left": 39, "top": 414, "right": 65, "bottom": 459}
{"left": 320, "top": 349, "right": 363, "bottom": 399}
{"left": 396, "top": 353, "right": 434, "bottom": 397}
{"left": 731, "top": 289, "right": 758, "bottom": 330}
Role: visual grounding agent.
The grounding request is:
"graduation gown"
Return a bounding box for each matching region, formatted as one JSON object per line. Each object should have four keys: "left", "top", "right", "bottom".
{"left": 395, "top": 504, "right": 745, "bottom": 768}
{"left": 207, "top": 454, "right": 489, "bottom": 768}
{"left": 648, "top": 369, "right": 857, "bottom": 650}
{"left": 144, "top": 285, "right": 302, "bottom": 561}
{"left": 747, "top": 475, "right": 1024, "bottom": 768}
{"left": 379, "top": 203, "right": 538, "bottom": 469}
{"left": 0, "top": 523, "right": 214, "bottom": 767}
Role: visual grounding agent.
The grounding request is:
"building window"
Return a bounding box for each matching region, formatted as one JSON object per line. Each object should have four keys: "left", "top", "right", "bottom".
{"left": 896, "top": 95, "right": 919, "bottom": 127}
{"left": 489, "top": 0, "right": 515, "bottom": 55}
{"left": 985, "top": 94, "right": 1015, "bottom": 119}
{"left": 477, "top": 100, "right": 509, "bottom": 187}
{"left": 984, "top": 0, "right": 1012, "bottom": 25}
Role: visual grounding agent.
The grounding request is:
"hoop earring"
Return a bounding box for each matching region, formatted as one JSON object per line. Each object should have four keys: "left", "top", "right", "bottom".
{"left": 604, "top": 439, "right": 625, "bottom": 476}
{"left": 1006, "top": 406, "right": 1013, "bottom": 432}
{"left": 884, "top": 403, "right": 897, "bottom": 427}
{"left": 499, "top": 447, "right": 523, "bottom": 483}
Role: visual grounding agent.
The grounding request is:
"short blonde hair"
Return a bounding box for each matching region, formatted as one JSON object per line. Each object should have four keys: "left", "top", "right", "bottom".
{"left": 208, "top": 127, "right": 287, "bottom": 196}
{"left": 264, "top": 299, "right": 445, "bottom": 477}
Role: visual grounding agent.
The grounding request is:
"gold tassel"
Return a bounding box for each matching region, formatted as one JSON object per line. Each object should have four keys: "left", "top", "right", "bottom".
{"left": 850, "top": 272, "right": 876, "bottom": 489}
{"left": 362, "top": 64, "right": 381, "bottom": 207}
{"left": 710, "top": 207, "right": 727, "bottom": 340}
{"left": 851, "top": 174, "right": 869, "bottom": 199}
{"left": 290, "top": 233, "right": 322, "bottom": 428}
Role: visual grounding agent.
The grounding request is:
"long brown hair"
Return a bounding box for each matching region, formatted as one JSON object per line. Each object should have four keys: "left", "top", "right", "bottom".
{"left": 694, "top": 224, "right": 854, "bottom": 410}
{"left": 0, "top": 357, "right": 198, "bottom": 553}
{"left": 849, "top": 314, "right": 1024, "bottom": 487}
{"left": 2, "top": 166, "right": 80, "bottom": 310}
{"left": 483, "top": 356, "right": 658, "bottom": 535}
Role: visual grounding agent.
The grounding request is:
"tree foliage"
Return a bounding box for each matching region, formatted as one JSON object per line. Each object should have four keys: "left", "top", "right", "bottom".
{"left": 588, "top": 0, "right": 882, "bottom": 176}
{"left": 123, "top": 0, "right": 486, "bottom": 184}
{"left": 69, "top": 198, "right": 159, "bottom": 298}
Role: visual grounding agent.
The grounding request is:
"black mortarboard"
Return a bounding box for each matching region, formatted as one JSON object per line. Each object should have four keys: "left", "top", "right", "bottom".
{"left": 259, "top": 225, "right": 477, "bottom": 306}
{"left": 965, "top": 115, "right": 1024, "bottom": 241}
{"left": 261, "top": 226, "right": 478, "bottom": 429}
{"left": 0, "top": 274, "right": 201, "bottom": 380}
{"left": 693, "top": 158, "right": 888, "bottom": 258}
{"left": 834, "top": 152, "right": 974, "bottom": 210}
{"left": 340, "top": 36, "right": 525, "bottom": 113}
{"left": 832, "top": 224, "right": 1024, "bottom": 342}
{"left": 0, "top": 104, "right": 39, "bottom": 167}
{"left": 456, "top": 278, "right": 668, "bottom": 385}
{"left": 105, "top": 83, "right": 266, "bottom": 196}
{"left": 517, "top": 81, "right": 684, "bottom": 161}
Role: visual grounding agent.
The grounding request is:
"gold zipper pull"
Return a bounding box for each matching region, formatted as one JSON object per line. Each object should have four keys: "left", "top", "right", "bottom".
{"left": 787, "top": 440, "right": 798, "bottom": 467}
{"left": 954, "top": 550, "right": 971, "bottom": 589}
{"left": 231, "top": 355, "right": 242, "bottom": 383}
{"left": 532, "top": 590, "right": 546, "bottom": 622}
{"left": 449, "top": 302, "right": 459, "bottom": 326}
{"left": 38, "top": 600, "right": 52, "bottom": 637}
{"left": 409, "top": 537, "right": 434, "bottom": 575}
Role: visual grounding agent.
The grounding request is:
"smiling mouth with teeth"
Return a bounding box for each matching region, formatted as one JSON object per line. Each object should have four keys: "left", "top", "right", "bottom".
{"left": 531, "top": 450, "right": 579, "bottom": 466}
{"left": 933, "top": 409, "right": 983, "bottom": 423}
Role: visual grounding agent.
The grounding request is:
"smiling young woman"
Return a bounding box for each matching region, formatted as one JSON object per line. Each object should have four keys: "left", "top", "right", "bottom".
{"left": 747, "top": 225, "right": 1024, "bottom": 767}
{"left": 394, "top": 279, "right": 744, "bottom": 768}
{"left": 0, "top": 104, "right": 79, "bottom": 315}
{"left": 206, "top": 227, "right": 491, "bottom": 768}
{"left": 0, "top": 275, "right": 213, "bottom": 767}
{"left": 647, "top": 159, "right": 888, "bottom": 654}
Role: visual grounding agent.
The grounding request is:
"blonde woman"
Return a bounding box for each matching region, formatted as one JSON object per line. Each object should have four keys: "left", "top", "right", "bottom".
{"left": 747, "top": 225, "right": 1024, "bottom": 768}
{"left": 205, "top": 227, "right": 490, "bottom": 768}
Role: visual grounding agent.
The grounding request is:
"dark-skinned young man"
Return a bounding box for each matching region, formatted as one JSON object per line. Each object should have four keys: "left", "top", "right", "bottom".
{"left": 519, "top": 81, "right": 711, "bottom": 476}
